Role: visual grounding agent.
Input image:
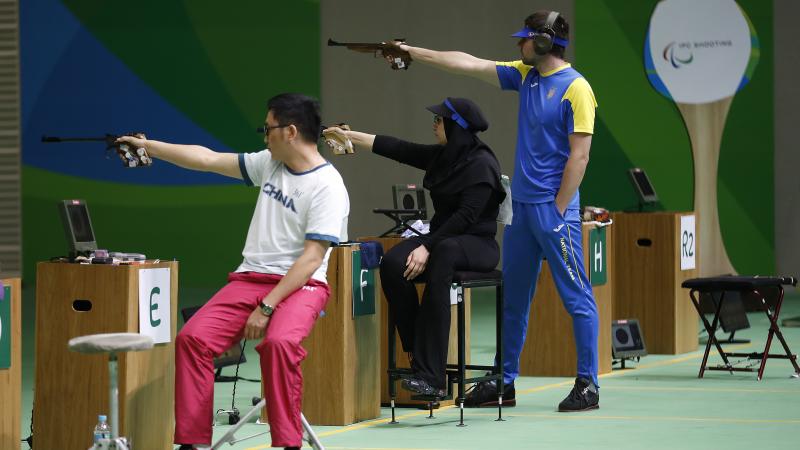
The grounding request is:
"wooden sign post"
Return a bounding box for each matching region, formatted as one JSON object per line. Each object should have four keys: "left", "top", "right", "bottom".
{"left": 645, "top": 0, "right": 759, "bottom": 276}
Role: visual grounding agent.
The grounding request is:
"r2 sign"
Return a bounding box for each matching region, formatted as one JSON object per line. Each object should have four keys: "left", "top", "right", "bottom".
{"left": 680, "top": 215, "right": 696, "bottom": 270}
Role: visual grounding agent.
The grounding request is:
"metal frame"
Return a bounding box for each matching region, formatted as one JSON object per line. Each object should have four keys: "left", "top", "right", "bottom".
{"left": 387, "top": 274, "right": 505, "bottom": 426}
{"left": 211, "top": 398, "right": 324, "bottom": 450}
{"left": 688, "top": 283, "right": 800, "bottom": 380}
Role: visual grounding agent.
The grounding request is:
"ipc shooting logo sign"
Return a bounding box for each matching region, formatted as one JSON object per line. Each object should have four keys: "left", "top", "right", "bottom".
{"left": 662, "top": 42, "right": 694, "bottom": 68}
{"left": 645, "top": 0, "right": 757, "bottom": 104}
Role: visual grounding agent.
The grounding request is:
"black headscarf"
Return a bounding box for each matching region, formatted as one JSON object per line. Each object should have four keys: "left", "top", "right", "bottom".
{"left": 422, "top": 97, "right": 505, "bottom": 201}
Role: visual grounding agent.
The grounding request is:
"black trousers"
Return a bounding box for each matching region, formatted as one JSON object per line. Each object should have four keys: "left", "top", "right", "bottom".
{"left": 380, "top": 235, "right": 499, "bottom": 388}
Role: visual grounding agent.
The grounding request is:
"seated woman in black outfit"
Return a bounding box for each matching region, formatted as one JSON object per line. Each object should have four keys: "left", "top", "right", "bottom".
{"left": 324, "top": 97, "right": 505, "bottom": 397}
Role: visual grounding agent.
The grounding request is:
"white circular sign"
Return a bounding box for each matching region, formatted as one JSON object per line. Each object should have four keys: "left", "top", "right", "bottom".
{"left": 645, "top": 0, "right": 757, "bottom": 104}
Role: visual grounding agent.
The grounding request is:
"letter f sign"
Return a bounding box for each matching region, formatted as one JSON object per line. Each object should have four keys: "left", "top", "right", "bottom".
{"left": 359, "top": 269, "right": 369, "bottom": 302}
{"left": 149, "top": 287, "right": 161, "bottom": 327}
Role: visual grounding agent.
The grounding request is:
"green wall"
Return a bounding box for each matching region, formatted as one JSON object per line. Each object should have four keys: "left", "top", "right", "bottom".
{"left": 23, "top": 1, "right": 321, "bottom": 288}
{"left": 22, "top": 0, "right": 776, "bottom": 290}
{"left": 576, "top": 0, "right": 774, "bottom": 274}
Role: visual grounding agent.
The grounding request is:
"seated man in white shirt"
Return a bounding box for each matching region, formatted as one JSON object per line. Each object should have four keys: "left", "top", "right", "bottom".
{"left": 117, "top": 93, "right": 350, "bottom": 450}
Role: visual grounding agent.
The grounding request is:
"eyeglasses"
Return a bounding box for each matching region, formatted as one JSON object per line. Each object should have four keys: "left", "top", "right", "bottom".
{"left": 256, "top": 124, "right": 291, "bottom": 136}
{"left": 433, "top": 115, "right": 443, "bottom": 125}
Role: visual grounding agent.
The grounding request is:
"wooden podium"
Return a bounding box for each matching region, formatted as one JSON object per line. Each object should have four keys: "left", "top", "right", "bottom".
{"left": 34, "top": 261, "right": 178, "bottom": 450}
{"left": 262, "top": 245, "right": 381, "bottom": 426}
{"left": 611, "top": 212, "right": 699, "bottom": 354}
{"left": 520, "top": 223, "right": 614, "bottom": 376}
{"left": 364, "top": 236, "right": 470, "bottom": 408}
{"left": 0, "top": 277, "right": 21, "bottom": 450}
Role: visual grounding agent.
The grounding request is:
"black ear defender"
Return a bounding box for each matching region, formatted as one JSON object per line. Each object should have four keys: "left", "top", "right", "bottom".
{"left": 533, "top": 11, "right": 561, "bottom": 56}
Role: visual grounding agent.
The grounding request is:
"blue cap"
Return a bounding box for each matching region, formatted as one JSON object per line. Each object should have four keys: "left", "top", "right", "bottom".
{"left": 99, "top": 415, "right": 107, "bottom": 421}
{"left": 511, "top": 26, "right": 569, "bottom": 48}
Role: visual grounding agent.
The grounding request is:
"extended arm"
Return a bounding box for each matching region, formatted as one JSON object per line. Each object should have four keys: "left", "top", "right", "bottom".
{"left": 324, "top": 126, "right": 438, "bottom": 170}
{"left": 323, "top": 127, "right": 376, "bottom": 152}
{"left": 116, "top": 135, "right": 241, "bottom": 179}
{"left": 398, "top": 43, "right": 499, "bottom": 87}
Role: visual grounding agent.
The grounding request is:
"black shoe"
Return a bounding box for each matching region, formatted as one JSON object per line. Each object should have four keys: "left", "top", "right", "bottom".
{"left": 558, "top": 377, "right": 599, "bottom": 412}
{"left": 463, "top": 378, "right": 515, "bottom": 408}
{"left": 401, "top": 376, "right": 446, "bottom": 397}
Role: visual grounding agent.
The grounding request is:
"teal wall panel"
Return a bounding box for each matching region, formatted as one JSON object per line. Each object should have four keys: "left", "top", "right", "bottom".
{"left": 576, "top": 0, "right": 773, "bottom": 273}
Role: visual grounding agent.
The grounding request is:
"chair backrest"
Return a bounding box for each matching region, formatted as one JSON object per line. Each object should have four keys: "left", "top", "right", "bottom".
{"left": 497, "top": 175, "right": 512, "bottom": 225}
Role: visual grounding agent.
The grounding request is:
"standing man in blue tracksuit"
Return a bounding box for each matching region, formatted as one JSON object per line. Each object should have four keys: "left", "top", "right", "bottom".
{"left": 382, "top": 10, "right": 599, "bottom": 411}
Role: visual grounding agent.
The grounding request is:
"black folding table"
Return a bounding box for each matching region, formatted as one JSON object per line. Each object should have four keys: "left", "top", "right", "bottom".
{"left": 682, "top": 276, "right": 799, "bottom": 380}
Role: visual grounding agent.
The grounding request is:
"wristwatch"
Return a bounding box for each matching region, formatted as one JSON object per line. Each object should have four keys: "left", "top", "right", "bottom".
{"left": 259, "top": 301, "right": 275, "bottom": 317}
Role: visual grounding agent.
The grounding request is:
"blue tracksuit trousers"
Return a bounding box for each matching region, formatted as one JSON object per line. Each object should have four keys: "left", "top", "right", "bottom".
{"left": 499, "top": 200, "right": 599, "bottom": 387}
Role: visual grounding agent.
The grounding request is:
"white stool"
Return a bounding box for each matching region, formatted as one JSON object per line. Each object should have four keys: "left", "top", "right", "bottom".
{"left": 68, "top": 333, "right": 155, "bottom": 450}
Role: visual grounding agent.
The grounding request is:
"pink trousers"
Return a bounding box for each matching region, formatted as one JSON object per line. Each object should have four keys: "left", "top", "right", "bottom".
{"left": 174, "top": 271, "right": 330, "bottom": 447}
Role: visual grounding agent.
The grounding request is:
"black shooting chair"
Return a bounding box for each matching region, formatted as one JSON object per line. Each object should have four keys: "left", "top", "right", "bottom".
{"left": 682, "top": 276, "right": 800, "bottom": 380}
{"left": 387, "top": 269, "right": 505, "bottom": 426}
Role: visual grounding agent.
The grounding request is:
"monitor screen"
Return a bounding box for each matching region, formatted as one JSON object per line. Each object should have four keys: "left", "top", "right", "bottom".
{"left": 632, "top": 171, "right": 655, "bottom": 197}
{"left": 628, "top": 168, "right": 658, "bottom": 204}
{"left": 58, "top": 200, "right": 97, "bottom": 254}
{"left": 67, "top": 203, "right": 94, "bottom": 243}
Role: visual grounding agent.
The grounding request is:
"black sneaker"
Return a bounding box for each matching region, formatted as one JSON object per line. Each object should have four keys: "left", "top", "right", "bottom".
{"left": 558, "top": 377, "right": 599, "bottom": 412}
{"left": 463, "top": 378, "right": 516, "bottom": 407}
{"left": 401, "top": 376, "right": 446, "bottom": 398}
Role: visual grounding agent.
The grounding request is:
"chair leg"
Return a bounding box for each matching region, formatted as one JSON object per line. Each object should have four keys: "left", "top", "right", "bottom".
{"left": 496, "top": 283, "right": 505, "bottom": 421}
{"left": 457, "top": 291, "right": 466, "bottom": 427}
{"left": 427, "top": 401, "right": 436, "bottom": 419}
{"left": 690, "top": 290, "right": 730, "bottom": 377}
{"left": 756, "top": 286, "right": 800, "bottom": 379}
{"left": 211, "top": 399, "right": 324, "bottom": 450}
{"left": 388, "top": 311, "right": 399, "bottom": 424}
{"left": 301, "top": 413, "right": 326, "bottom": 450}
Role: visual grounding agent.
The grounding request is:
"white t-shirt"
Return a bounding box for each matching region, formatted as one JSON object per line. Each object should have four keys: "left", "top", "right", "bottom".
{"left": 235, "top": 150, "right": 349, "bottom": 283}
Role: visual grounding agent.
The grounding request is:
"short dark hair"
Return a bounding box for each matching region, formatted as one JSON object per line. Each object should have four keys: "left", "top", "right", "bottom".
{"left": 524, "top": 11, "right": 569, "bottom": 59}
{"left": 266, "top": 93, "right": 321, "bottom": 144}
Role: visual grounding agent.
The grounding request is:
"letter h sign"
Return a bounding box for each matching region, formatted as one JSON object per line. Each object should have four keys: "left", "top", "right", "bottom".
{"left": 589, "top": 227, "right": 607, "bottom": 286}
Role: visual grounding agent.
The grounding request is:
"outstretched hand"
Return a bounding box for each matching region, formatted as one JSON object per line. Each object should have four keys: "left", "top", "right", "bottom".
{"left": 382, "top": 40, "right": 412, "bottom": 70}
{"left": 322, "top": 125, "right": 354, "bottom": 155}
{"left": 112, "top": 132, "right": 152, "bottom": 167}
{"left": 115, "top": 133, "right": 147, "bottom": 149}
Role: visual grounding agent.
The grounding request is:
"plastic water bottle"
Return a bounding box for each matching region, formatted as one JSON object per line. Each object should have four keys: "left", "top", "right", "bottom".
{"left": 93, "top": 414, "right": 111, "bottom": 444}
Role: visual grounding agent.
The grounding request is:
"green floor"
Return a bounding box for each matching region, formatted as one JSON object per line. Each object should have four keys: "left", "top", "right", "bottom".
{"left": 17, "top": 287, "right": 800, "bottom": 449}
